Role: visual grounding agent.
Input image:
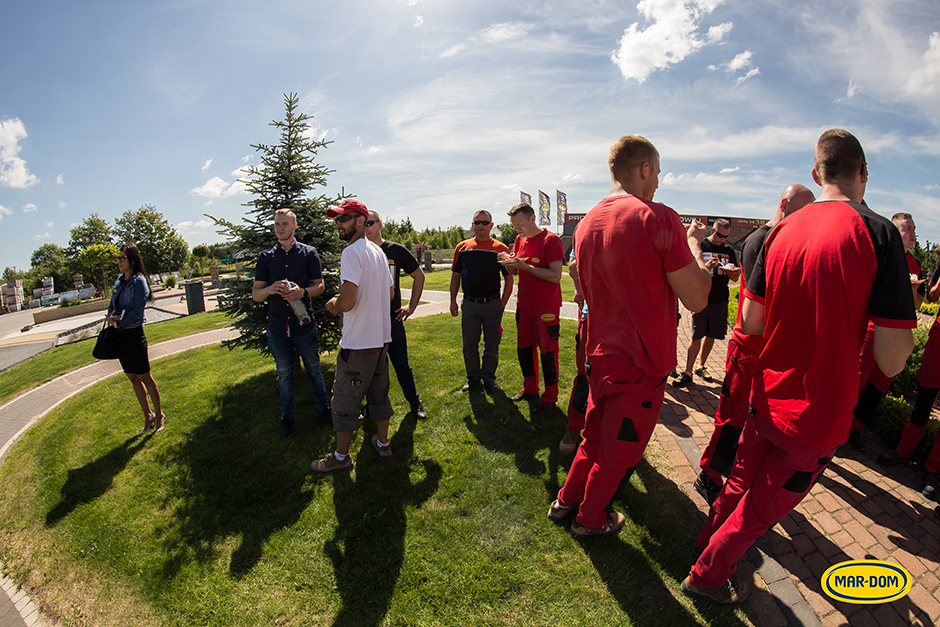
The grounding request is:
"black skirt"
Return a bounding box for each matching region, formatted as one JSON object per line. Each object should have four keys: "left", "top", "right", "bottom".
{"left": 116, "top": 326, "right": 150, "bottom": 375}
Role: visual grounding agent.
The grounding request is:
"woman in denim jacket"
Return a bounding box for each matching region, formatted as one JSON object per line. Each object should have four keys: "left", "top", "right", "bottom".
{"left": 106, "top": 243, "right": 164, "bottom": 434}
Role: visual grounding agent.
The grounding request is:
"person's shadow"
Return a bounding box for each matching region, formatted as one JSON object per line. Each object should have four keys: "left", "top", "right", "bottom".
{"left": 46, "top": 434, "right": 151, "bottom": 526}
{"left": 464, "top": 387, "right": 568, "bottom": 478}
{"left": 571, "top": 458, "right": 754, "bottom": 626}
{"left": 157, "top": 370, "right": 335, "bottom": 579}
{"left": 324, "top": 411, "right": 441, "bottom": 627}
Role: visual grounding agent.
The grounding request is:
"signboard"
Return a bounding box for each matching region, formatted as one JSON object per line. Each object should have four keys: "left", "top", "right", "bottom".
{"left": 564, "top": 213, "right": 587, "bottom": 223}
{"left": 221, "top": 254, "right": 234, "bottom": 263}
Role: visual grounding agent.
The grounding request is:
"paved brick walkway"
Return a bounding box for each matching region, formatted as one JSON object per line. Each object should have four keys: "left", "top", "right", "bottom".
{"left": 661, "top": 312, "right": 940, "bottom": 627}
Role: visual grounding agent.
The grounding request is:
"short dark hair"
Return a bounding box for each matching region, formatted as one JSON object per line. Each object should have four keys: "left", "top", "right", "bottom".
{"left": 713, "top": 218, "right": 731, "bottom": 232}
{"left": 609, "top": 135, "right": 659, "bottom": 180}
{"left": 891, "top": 212, "right": 913, "bottom": 225}
{"left": 473, "top": 210, "right": 492, "bottom": 221}
{"left": 814, "top": 129, "right": 866, "bottom": 184}
{"left": 507, "top": 203, "right": 535, "bottom": 218}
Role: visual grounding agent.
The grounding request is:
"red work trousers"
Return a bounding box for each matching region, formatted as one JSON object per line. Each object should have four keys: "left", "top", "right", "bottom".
{"left": 690, "top": 412, "right": 834, "bottom": 589}
{"left": 557, "top": 355, "right": 665, "bottom": 530}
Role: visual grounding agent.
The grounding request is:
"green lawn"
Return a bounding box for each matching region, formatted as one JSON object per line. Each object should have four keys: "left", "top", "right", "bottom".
{"left": 0, "top": 315, "right": 754, "bottom": 627}
{"left": 0, "top": 311, "right": 231, "bottom": 406}
{"left": 419, "top": 268, "right": 577, "bottom": 303}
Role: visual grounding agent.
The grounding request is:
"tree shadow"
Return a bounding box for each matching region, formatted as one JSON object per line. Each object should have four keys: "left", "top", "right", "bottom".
{"left": 324, "top": 412, "right": 441, "bottom": 627}
{"left": 570, "top": 458, "right": 752, "bottom": 626}
{"left": 45, "top": 434, "right": 151, "bottom": 526}
{"left": 463, "top": 387, "right": 568, "bottom": 478}
{"left": 157, "top": 370, "right": 335, "bottom": 579}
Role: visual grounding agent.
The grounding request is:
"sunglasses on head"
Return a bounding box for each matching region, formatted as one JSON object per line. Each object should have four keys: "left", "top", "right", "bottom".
{"left": 334, "top": 214, "right": 357, "bottom": 223}
{"left": 473, "top": 220, "right": 491, "bottom": 226}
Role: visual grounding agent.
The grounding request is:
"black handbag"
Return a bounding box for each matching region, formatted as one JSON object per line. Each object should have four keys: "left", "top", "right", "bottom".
{"left": 93, "top": 323, "right": 122, "bottom": 360}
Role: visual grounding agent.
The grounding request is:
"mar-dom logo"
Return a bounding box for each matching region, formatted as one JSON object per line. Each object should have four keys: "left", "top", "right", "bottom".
{"left": 821, "top": 560, "right": 912, "bottom": 604}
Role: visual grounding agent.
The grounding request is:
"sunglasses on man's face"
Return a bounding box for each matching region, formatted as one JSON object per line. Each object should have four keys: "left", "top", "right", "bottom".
{"left": 473, "top": 220, "right": 491, "bottom": 226}
{"left": 365, "top": 220, "right": 377, "bottom": 227}
{"left": 714, "top": 232, "right": 729, "bottom": 239}
{"left": 334, "top": 214, "right": 357, "bottom": 223}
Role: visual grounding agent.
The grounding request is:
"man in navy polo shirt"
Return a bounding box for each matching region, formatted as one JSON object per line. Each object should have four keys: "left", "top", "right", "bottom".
{"left": 252, "top": 208, "right": 331, "bottom": 438}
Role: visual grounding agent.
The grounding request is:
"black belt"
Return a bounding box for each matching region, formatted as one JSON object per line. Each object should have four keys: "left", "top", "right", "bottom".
{"left": 465, "top": 294, "right": 500, "bottom": 304}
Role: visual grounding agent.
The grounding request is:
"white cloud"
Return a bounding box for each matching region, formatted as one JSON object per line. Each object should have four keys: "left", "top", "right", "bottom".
{"left": 58, "top": 201, "right": 66, "bottom": 209}
{"left": 440, "top": 44, "right": 466, "bottom": 58}
{"left": 415, "top": 15, "right": 423, "bottom": 27}
{"left": 846, "top": 79, "right": 862, "bottom": 98}
{"left": 176, "top": 219, "right": 214, "bottom": 234}
{"left": 367, "top": 146, "right": 382, "bottom": 155}
{"left": 611, "top": 0, "right": 731, "bottom": 82}
{"left": 735, "top": 68, "right": 760, "bottom": 86}
{"left": 201, "top": 159, "right": 212, "bottom": 171}
{"left": 0, "top": 205, "right": 11, "bottom": 220}
{"left": 0, "top": 118, "right": 39, "bottom": 188}
{"left": 241, "top": 155, "right": 251, "bottom": 163}
{"left": 727, "top": 51, "right": 752, "bottom": 73}
{"left": 719, "top": 166, "right": 740, "bottom": 174}
{"left": 906, "top": 31, "right": 940, "bottom": 96}
{"left": 479, "top": 22, "right": 533, "bottom": 43}
{"left": 22, "top": 203, "right": 37, "bottom": 213}
{"left": 56, "top": 174, "right": 64, "bottom": 185}
{"left": 558, "top": 173, "right": 585, "bottom": 184}
{"left": 34, "top": 232, "right": 50, "bottom": 240}
{"left": 190, "top": 176, "right": 247, "bottom": 198}
{"left": 44, "top": 221, "right": 53, "bottom": 228}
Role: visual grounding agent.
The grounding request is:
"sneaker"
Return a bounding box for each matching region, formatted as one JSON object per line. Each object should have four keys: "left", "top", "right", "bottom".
{"left": 570, "top": 512, "right": 625, "bottom": 539}
{"left": 669, "top": 368, "right": 679, "bottom": 378}
{"left": 371, "top": 435, "right": 393, "bottom": 460}
{"left": 483, "top": 380, "right": 501, "bottom": 394}
{"left": 532, "top": 401, "right": 556, "bottom": 415}
{"left": 693, "top": 471, "right": 723, "bottom": 506}
{"left": 681, "top": 575, "right": 751, "bottom": 606}
{"left": 310, "top": 453, "right": 353, "bottom": 474}
{"left": 877, "top": 449, "right": 908, "bottom": 467}
{"left": 412, "top": 402, "right": 428, "bottom": 419}
{"left": 924, "top": 472, "right": 939, "bottom": 500}
{"left": 672, "top": 372, "right": 692, "bottom": 387}
{"left": 511, "top": 391, "right": 540, "bottom": 402}
{"left": 559, "top": 430, "right": 581, "bottom": 455}
{"left": 461, "top": 379, "right": 479, "bottom": 392}
{"left": 694, "top": 365, "right": 713, "bottom": 382}
{"left": 547, "top": 499, "right": 577, "bottom": 523}
{"left": 279, "top": 417, "right": 295, "bottom": 439}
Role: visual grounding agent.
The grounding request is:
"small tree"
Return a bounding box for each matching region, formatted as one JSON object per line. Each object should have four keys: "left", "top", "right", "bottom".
{"left": 67, "top": 213, "right": 113, "bottom": 258}
{"left": 114, "top": 204, "right": 190, "bottom": 274}
{"left": 192, "top": 244, "right": 210, "bottom": 277}
{"left": 209, "top": 92, "right": 346, "bottom": 353}
{"left": 76, "top": 243, "right": 120, "bottom": 291}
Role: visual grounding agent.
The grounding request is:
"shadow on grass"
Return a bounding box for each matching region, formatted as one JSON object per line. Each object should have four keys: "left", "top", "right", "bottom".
{"left": 324, "top": 411, "right": 442, "bottom": 627}
{"left": 158, "top": 370, "right": 335, "bottom": 579}
{"left": 573, "top": 458, "right": 752, "bottom": 626}
{"left": 45, "top": 434, "right": 151, "bottom": 526}
{"left": 464, "top": 387, "right": 568, "bottom": 478}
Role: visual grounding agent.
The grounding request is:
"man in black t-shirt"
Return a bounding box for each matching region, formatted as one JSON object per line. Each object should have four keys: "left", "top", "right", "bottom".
{"left": 674, "top": 218, "right": 740, "bottom": 386}
{"left": 365, "top": 211, "right": 428, "bottom": 419}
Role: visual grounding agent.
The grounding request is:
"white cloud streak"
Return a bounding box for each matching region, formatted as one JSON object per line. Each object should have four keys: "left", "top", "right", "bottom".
{"left": 201, "top": 159, "right": 212, "bottom": 171}
{"left": 0, "top": 205, "right": 11, "bottom": 220}
{"left": 22, "top": 203, "right": 37, "bottom": 213}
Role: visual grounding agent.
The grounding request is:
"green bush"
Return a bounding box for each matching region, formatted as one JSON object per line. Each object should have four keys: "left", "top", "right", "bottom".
{"left": 728, "top": 287, "right": 740, "bottom": 329}
{"left": 164, "top": 275, "right": 177, "bottom": 289}
{"left": 871, "top": 393, "right": 940, "bottom": 461}
{"left": 921, "top": 301, "right": 939, "bottom": 317}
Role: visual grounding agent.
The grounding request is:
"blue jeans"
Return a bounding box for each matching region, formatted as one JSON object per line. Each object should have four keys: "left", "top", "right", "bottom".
{"left": 267, "top": 326, "right": 330, "bottom": 419}
{"left": 388, "top": 317, "right": 420, "bottom": 406}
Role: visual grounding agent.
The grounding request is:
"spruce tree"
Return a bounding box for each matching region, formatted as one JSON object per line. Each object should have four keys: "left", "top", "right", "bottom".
{"left": 210, "top": 92, "right": 346, "bottom": 353}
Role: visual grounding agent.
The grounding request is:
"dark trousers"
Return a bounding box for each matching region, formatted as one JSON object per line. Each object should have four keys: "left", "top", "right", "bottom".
{"left": 388, "top": 317, "right": 419, "bottom": 406}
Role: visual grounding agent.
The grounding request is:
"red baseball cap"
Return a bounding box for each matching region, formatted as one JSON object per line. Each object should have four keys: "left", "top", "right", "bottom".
{"left": 327, "top": 199, "right": 369, "bottom": 218}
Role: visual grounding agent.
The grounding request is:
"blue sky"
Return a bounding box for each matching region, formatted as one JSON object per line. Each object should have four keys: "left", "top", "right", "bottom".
{"left": 2, "top": 0, "right": 939, "bottom": 272}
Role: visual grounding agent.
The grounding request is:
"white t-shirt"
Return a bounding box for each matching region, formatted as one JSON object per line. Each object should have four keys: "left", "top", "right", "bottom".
{"left": 339, "top": 238, "right": 393, "bottom": 349}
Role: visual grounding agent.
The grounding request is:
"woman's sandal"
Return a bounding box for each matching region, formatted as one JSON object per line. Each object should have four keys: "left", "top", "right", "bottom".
{"left": 138, "top": 413, "right": 154, "bottom": 435}
{"left": 153, "top": 412, "right": 166, "bottom": 433}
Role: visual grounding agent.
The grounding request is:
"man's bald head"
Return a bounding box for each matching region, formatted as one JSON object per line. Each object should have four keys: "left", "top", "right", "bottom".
{"left": 780, "top": 184, "right": 815, "bottom": 217}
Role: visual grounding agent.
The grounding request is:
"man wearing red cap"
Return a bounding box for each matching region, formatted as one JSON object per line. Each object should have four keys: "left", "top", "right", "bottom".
{"left": 311, "top": 199, "right": 395, "bottom": 474}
